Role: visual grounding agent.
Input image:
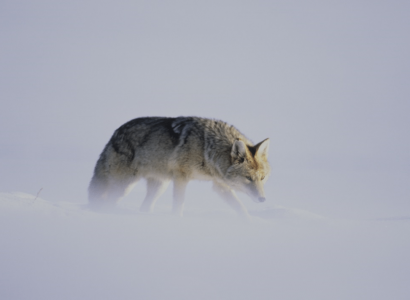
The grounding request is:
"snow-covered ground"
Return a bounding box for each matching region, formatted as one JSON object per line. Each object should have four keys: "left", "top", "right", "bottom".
{"left": 1, "top": 192, "right": 409, "bottom": 300}
{"left": 1, "top": 0, "right": 410, "bottom": 299}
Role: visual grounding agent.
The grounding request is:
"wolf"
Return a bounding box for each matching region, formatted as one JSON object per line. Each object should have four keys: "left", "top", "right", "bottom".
{"left": 88, "top": 117, "right": 270, "bottom": 216}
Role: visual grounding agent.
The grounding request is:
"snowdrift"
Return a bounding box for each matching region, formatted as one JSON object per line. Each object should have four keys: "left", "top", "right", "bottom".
{"left": 0, "top": 192, "right": 409, "bottom": 300}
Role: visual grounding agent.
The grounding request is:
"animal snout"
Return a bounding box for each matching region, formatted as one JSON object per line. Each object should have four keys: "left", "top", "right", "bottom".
{"left": 258, "top": 197, "right": 266, "bottom": 203}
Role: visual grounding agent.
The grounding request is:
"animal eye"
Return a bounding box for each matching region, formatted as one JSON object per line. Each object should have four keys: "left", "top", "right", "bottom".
{"left": 246, "top": 176, "right": 253, "bottom": 181}
{"left": 261, "top": 176, "right": 265, "bottom": 180}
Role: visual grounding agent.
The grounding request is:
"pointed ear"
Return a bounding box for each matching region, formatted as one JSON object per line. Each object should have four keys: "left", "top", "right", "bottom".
{"left": 231, "top": 140, "right": 247, "bottom": 163}
{"left": 254, "top": 138, "right": 269, "bottom": 159}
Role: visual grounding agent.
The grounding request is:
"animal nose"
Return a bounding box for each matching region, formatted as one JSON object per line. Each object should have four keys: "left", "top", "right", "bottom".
{"left": 258, "top": 197, "right": 266, "bottom": 203}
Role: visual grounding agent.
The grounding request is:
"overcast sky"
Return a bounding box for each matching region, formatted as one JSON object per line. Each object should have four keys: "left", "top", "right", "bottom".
{"left": 1, "top": 0, "right": 409, "bottom": 218}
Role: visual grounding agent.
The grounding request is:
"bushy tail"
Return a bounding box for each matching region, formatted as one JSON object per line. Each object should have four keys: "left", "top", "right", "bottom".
{"left": 88, "top": 174, "right": 108, "bottom": 209}
{"left": 88, "top": 143, "right": 134, "bottom": 210}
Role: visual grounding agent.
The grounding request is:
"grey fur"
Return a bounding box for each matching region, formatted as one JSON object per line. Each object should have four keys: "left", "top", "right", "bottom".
{"left": 88, "top": 117, "right": 270, "bottom": 216}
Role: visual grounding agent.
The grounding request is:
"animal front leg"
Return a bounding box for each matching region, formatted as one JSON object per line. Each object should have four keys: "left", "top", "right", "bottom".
{"left": 213, "top": 182, "right": 249, "bottom": 217}
{"left": 173, "top": 179, "right": 188, "bottom": 216}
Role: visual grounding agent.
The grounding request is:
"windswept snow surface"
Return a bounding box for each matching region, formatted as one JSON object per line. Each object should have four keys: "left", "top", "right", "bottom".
{"left": 1, "top": 192, "right": 409, "bottom": 300}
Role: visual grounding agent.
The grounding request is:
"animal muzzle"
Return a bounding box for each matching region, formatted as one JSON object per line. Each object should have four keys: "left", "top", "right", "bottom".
{"left": 249, "top": 183, "right": 266, "bottom": 203}
{"left": 249, "top": 190, "right": 266, "bottom": 203}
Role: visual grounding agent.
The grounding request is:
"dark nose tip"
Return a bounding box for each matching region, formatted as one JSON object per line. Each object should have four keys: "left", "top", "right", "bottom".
{"left": 258, "top": 197, "right": 266, "bottom": 203}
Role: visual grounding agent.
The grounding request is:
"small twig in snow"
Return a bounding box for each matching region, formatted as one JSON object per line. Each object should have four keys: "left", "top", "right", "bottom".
{"left": 33, "top": 188, "right": 43, "bottom": 203}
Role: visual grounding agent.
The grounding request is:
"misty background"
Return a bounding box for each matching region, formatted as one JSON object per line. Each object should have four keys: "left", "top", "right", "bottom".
{"left": 1, "top": 0, "right": 409, "bottom": 219}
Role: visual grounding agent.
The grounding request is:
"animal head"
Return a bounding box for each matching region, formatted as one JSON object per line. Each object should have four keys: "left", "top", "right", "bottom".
{"left": 225, "top": 138, "right": 271, "bottom": 203}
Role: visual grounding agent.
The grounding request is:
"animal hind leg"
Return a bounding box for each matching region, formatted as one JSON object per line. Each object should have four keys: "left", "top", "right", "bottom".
{"left": 173, "top": 178, "right": 188, "bottom": 216}
{"left": 140, "top": 178, "right": 170, "bottom": 212}
{"left": 101, "top": 177, "right": 138, "bottom": 208}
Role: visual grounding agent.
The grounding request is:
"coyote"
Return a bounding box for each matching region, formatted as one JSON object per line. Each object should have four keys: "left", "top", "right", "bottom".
{"left": 88, "top": 117, "right": 270, "bottom": 216}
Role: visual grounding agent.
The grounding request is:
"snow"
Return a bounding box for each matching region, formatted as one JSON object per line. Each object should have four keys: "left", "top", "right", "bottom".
{"left": 1, "top": 192, "right": 409, "bottom": 300}
{"left": 1, "top": 0, "right": 410, "bottom": 299}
